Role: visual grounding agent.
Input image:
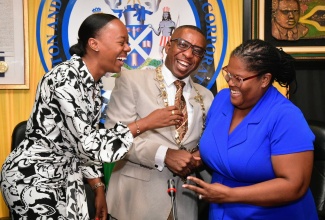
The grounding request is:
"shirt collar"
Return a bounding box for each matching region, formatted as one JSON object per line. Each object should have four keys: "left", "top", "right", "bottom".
{"left": 161, "top": 64, "right": 191, "bottom": 89}
{"left": 70, "top": 54, "right": 103, "bottom": 90}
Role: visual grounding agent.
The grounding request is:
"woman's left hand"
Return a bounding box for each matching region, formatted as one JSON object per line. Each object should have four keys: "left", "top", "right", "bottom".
{"left": 182, "top": 176, "right": 230, "bottom": 203}
{"left": 94, "top": 187, "right": 107, "bottom": 220}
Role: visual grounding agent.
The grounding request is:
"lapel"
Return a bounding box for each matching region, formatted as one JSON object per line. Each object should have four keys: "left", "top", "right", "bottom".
{"left": 224, "top": 86, "right": 274, "bottom": 149}
{"left": 152, "top": 68, "right": 179, "bottom": 142}
{"left": 153, "top": 73, "right": 165, "bottom": 107}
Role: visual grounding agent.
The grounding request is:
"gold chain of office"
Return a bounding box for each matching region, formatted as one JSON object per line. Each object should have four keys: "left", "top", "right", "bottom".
{"left": 155, "top": 65, "right": 206, "bottom": 152}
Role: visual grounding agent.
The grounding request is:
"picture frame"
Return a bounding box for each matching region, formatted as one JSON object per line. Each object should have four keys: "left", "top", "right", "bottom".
{"left": 0, "top": 0, "right": 29, "bottom": 89}
{"left": 244, "top": 0, "right": 325, "bottom": 60}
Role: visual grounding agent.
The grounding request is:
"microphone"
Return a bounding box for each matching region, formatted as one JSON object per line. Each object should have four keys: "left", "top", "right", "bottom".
{"left": 167, "top": 179, "right": 178, "bottom": 220}
{"left": 167, "top": 179, "right": 176, "bottom": 196}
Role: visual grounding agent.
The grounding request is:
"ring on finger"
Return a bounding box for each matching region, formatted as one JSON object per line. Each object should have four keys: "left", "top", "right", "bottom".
{"left": 198, "top": 194, "right": 203, "bottom": 200}
{"left": 171, "top": 110, "right": 175, "bottom": 115}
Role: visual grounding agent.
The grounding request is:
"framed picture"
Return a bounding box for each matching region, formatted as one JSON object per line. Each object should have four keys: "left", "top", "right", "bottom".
{"left": 244, "top": 0, "right": 325, "bottom": 60}
{"left": 0, "top": 0, "right": 29, "bottom": 89}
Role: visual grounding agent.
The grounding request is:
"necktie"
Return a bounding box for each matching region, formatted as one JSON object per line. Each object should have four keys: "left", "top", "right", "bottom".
{"left": 174, "top": 80, "right": 188, "bottom": 141}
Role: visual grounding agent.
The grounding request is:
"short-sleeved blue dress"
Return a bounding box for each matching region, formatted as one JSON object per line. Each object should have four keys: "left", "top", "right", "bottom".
{"left": 200, "top": 86, "right": 318, "bottom": 220}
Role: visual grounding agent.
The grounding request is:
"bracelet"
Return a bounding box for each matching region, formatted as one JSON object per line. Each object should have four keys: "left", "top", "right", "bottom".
{"left": 91, "top": 182, "right": 105, "bottom": 191}
{"left": 135, "top": 119, "right": 140, "bottom": 134}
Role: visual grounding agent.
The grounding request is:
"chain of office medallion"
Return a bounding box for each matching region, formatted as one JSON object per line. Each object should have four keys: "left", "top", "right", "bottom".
{"left": 155, "top": 66, "right": 206, "bottom": 151}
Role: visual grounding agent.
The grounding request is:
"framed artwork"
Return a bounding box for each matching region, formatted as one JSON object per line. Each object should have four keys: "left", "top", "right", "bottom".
{"left": 0, "top": 0, "right": 29, "bottom": 89}
{"left": 244, "top": 0, "right": 325, "bottom": 60}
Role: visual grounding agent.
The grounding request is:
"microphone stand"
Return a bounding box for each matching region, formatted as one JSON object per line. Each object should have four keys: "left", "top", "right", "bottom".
{"left": 167, "top": 179, "right": 178, "bottom": 220}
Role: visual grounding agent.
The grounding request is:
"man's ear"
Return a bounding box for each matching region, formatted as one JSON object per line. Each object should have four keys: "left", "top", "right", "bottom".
{"left": 88, "top": 38, "right": 99, "bottom": 52}
{"left": 165, "top": 41, "right": 171, "bottom": 53}
{"left": 261, "top": 73, "right": 272, "bottom": 88}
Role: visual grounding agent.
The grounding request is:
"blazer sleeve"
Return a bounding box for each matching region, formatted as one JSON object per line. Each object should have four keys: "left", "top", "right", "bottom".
{"left": 104, "top": 71, "right": 163, "bottom": 168}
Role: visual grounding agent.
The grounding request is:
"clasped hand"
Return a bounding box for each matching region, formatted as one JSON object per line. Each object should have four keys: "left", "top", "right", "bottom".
{"left": 165, "top": 149, "right": 202, "bottom": 178}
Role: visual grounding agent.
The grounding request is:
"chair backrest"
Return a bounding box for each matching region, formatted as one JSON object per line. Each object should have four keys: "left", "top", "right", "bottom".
{"left": 308, "top": 120, "right": 325, "bottom": 219}
{"left": 11, "top": 120, "right": 27, "bottom": 151}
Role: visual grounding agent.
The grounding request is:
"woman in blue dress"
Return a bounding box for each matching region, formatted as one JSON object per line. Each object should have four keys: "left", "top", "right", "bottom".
{"left": 183, "top": 39, "right": 318, "bottom": 219}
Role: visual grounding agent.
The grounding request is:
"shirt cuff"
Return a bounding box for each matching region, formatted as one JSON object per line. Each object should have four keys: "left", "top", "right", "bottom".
{"left": 154, "top": 145, "right": 168, "bottom": 171}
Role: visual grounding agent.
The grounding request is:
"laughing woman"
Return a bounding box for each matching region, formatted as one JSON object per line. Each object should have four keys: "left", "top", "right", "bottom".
{"left": 0, "top": 13, "right": 182, "bottom": 220}
{"left": 183, "top": 39, "right": 318, "bottom": 220}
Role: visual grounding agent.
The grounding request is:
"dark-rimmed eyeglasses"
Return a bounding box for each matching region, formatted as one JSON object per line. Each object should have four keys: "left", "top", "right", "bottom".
{"left": 170, "top": 38, "right": 206, "bottom": 58}
{"left": 222, "top": 66, "right": 262, "bottom": 87}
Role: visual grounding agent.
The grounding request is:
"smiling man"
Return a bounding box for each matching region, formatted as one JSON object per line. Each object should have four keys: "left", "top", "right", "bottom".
{"left": 105, "top": 25, "right": 214, "bottom": 220}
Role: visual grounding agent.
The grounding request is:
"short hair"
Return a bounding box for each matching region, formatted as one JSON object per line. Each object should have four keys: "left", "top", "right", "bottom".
{"left": 272, "top": 0, "right": 300, "bottom": 14}
{"left": 172, "top": 25, "right": 205, "bottom": 39}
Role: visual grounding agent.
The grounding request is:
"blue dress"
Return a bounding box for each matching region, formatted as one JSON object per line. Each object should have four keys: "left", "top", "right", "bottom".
{"left": 200, "top": 86, "right": 318, "bottom": 220}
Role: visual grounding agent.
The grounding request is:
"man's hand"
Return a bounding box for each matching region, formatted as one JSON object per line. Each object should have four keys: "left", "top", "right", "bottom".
{"left": 192, "top": 150, "right": 203, "bottom": 168}
{"left": 164, "top": 149, "right": 201, "bottom": 177}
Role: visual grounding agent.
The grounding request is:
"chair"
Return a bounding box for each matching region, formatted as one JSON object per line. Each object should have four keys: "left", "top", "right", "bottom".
{"left": 8, "top": 120, "right": 95, "bottom": 219}
{"left": 11, "top": 120, "right": 27, "bottom": 151}
{"left": 1, "top": 121, "right": 28, "bottom": 219}
{"left": 309, "top": 120, "right": 325, "bottom": 220}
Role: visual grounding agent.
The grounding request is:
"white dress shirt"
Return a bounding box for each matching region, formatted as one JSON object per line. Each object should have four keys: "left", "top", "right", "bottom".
{"left": 155, "top": 64, "right": 194, "bottom": 171}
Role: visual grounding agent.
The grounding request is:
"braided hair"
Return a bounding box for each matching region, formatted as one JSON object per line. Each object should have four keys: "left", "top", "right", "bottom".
{"left": 231, "top": 39, "right": 297, "bottom": 95}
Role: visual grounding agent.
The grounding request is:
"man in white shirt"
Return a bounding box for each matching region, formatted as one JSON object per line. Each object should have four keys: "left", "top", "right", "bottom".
{"left": 105, "top": 25, "right": 214, "bottom": 220}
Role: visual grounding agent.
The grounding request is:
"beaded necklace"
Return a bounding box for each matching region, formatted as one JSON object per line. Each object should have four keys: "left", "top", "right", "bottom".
{"left": 155, "top": 65, "right": 206, "bottom": 151}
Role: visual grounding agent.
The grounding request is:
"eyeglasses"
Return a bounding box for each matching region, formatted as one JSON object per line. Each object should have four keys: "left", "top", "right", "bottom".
{"left": 221, "top": 66, "right": 262, "bottom": 87}
{"left": 170, "top": 38, "right": 206, "bottom": 58}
